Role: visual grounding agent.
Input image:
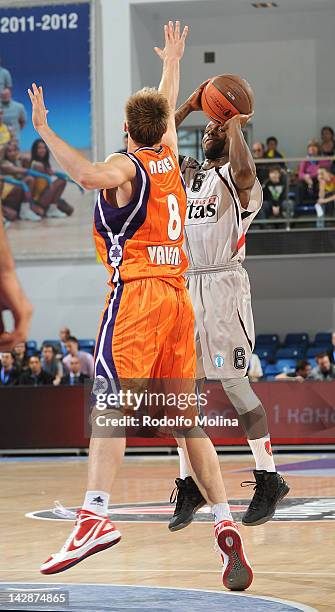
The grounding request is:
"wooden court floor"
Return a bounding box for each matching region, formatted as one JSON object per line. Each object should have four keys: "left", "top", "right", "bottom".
{"left": 1, "top": 453, "right": 335, "bottom": 611}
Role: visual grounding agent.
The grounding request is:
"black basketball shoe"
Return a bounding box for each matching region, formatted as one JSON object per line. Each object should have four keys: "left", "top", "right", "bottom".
{"left": 241, "top": 470, "right": 290, "bottom": 526}
{"left": 169, "top": 476, "right": 206, "bottom": 532}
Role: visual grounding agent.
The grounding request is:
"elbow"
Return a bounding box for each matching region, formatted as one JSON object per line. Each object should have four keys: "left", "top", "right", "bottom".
{"left": 77, "top": 172, "right": 97, "bottom": 190}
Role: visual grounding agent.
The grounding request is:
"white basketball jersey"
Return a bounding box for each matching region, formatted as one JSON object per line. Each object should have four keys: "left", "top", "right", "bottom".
{"left": 181, "top": 157, "right": 263, "bottom": 269}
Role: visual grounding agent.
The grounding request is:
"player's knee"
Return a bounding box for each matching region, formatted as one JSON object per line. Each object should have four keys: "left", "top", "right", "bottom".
{"left": 172, "top": 425, "right": 206, "bottom": 438}
{"left": 90, "top": 407, "right": 125, "bottom": 438}
{"left": 221, "top": 377, "right": 260, "bottom": 414}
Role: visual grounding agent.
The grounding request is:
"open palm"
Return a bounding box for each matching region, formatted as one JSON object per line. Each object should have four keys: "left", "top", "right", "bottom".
{"left": 28, "top": 82, "right": 48, "bottom": 130}
{"left": 154, "top": 21, "right": 189, "bottom": 62}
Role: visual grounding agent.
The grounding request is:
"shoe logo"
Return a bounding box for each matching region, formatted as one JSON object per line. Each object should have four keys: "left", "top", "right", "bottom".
{"left": 92, "top": 496, "right": 104, "bottom": 505}
{"left": 73, "top": 519, "right": 104, "bottom": 548}
{"left": 265, "top": 440, "right": 273, "bottom": 456}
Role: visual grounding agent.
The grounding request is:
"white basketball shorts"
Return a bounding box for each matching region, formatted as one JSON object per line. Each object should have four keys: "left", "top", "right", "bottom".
{"left": 186, "top": 263, "right": 255, "bottom": 380}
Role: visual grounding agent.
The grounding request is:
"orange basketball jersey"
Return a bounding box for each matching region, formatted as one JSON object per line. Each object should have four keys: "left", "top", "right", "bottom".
{"left": 93, "top": 144, "right": 188, "bottom": 289}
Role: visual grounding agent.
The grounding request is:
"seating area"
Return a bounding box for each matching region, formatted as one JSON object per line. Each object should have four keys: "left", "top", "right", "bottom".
{"left": 24, "top": 338, "right": 96, "bottom": 357}
{"left": 255, "top": 332, "right": 332, "bottom": 379}
{"left": 20, "top": 332, "right": 333, "bottom": 382}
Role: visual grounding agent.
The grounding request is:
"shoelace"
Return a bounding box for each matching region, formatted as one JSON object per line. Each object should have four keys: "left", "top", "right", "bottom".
{"left": 169, "top": 482, "right": 185, "bottom": 513}
{"left": 241, "top": 480, "right": 266, "bottom": 510}
{"left": 53, "top": 500, "right": 77, "bottom": 519}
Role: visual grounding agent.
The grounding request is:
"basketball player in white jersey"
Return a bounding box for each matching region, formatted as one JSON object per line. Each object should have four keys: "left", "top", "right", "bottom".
{"left": 169, "top": 82, "right": 289, "bottom": 531}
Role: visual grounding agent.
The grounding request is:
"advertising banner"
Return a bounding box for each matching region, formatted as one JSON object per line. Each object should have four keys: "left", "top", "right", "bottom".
{"left": 0, "top": 2, "right": 94, "bottom": 258}
{"left": 1, "top": 382, "right": 335, "bottom": 449}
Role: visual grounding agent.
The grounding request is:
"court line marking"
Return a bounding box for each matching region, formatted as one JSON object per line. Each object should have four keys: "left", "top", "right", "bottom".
{"left": 1, "top": 570, "right": 333, "bottom": 576}
{"left": 0, "top": 581, "right": 317, "bottom": 612}
{"left": 7, "top": 587, "right": 61, "bottom": 591}
{"left": 24, "top": 511, "right": 335, "bottom": 524}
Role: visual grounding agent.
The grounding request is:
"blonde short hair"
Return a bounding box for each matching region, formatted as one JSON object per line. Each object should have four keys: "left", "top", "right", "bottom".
{"left": 125, "top": 87, "right": 169, "bottom": 147}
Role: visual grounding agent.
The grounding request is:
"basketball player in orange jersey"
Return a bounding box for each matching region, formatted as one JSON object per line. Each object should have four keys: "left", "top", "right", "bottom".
{"left": 28, "top": 23, "right": 253, "bottom": 590}
{"left": 166, "top": 83, "right": 289, "bottom": 532}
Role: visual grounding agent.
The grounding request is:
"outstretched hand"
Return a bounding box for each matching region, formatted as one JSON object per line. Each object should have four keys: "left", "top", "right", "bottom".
{"left": 154, "top": 20, "right": 189, "bottom": 62}
{"left": 28, "top": 82, "right": 49, "bottom": 131}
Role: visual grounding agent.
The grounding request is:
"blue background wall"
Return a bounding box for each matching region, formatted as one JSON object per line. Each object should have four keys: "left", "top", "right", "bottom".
{"left": 0, "top": 2, "right": 91, "bottom": 150}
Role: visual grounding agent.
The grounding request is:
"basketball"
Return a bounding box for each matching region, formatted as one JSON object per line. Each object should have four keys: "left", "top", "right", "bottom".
{"left": 201, "top": 74, "right": 254, "bottom": 124}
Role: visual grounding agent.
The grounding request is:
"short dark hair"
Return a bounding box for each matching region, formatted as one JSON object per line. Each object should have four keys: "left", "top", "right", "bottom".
{"left": 29, "top": 353, "right": 41, "bottom": 361}
{"left": 266, "top": 136, "right": 278, "bottom": 145}
{"left": 321, "top": 126, "right": 334, "bottom": 137}
{"left": 269, "top": 165, "right": 282, "bottom": 173}
{"left": 1, "top": 351, "right": 15, "bottom": 360}
{"left": 67, "top": 336, "right": 78, "bottom": 345}
{"left": 296, "top": 360, "right": 311, "bottom": 371}
{"left": 316, "top": 352, "right": 329, "bottom": 361}
{"left": 42, "top": 344, "right": 55, "bottom": 354}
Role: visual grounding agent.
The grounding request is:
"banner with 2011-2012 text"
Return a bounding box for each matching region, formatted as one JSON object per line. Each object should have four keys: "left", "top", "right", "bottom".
{"left": 0, "top": 2, "right": 94, "bottom": 259}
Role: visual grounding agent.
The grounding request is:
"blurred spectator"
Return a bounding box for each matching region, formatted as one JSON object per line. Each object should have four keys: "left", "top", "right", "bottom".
{"left": 20, "top": 354, "right": 54, "bottom": 386}
{"left": 260, "top": 166, "right": 288, "bottom": 221}
{"left": 0, "top": 88, "right": 27, "bottom": 142}
{"left": 30, "top": 139, "right": 73, "bottom": 218}
{"left": 0, "top": 56, "right": 12, "bottom": 94}
{"left": 13, "top": 341, "right": 29, "bottom": 370}
{"left": 0, "top": 109, "right": 11, "bottom": 146}
{"left": 315, "top": 167, "right": 335, "bottom": 226}
{"left": 59, "top": 327, "right": 71, "bottom": 356}
{"left": 41, "top": 326, "right": 71, "bottom": 357}
{"left": 117, "top": 133, "right": 128, "bottom": 153}
{"left": 251, "top": 142, "right": 268, "bottom": 185}
{"left": 1, "top": 141, "right": 41, "bottom": 221}
{"left": 264, "top": 137, "right": 286, "bottom": 168}
{"left": 328, "top": 332, "right": 335, "bottom": 364}
{"left": 296, "top": 140, "right": 331, "bottom": 207}
{"left": 320, "top": 126, "right": 335, "bottom": 156}
{"left": 0, "top": 351, "right": 20, "bottom": 386}
{"left": 276, "top": 360, "right": 312, "bottom": 382}
{"left": 41, "top": 344, "right": 63, "bottom": 386}
{"left": 61, "top": 356, "right": 89, "bottom": 385}
{"left": 0, "top": 175, "right": 24, "bottom": 222}
{"left": 310, "top": 353, "right": 335, "bottom": 381}
{"left": 248, "top": 353, "right": 263, "bottom": 382}
{"left": 62, "top": 336, "right": 94, "bottom": 378}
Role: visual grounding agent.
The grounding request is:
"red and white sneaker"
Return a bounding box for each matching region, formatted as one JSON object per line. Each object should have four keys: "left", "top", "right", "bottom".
{"left": 40, "top": 509, "right": 121, "bottom": 575}
{"left": 215, "top": 520, "right": 253, "bottom": 591}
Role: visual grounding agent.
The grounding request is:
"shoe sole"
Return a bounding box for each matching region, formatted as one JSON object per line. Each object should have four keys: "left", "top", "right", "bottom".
{"left": 218, "top": 527, "right": 253, "bottom": 591}
{"left": 168, "top": 500, "right": 206, "bottom": 532}
{"left": 242, "top": 483, "right": 290, "bottom": 526}
{"left": 40, "top": 534, "right": 121, "bottom": 575}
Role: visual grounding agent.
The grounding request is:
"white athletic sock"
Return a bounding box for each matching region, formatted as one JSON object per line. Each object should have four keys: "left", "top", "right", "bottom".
{"left": 248, "top": 435, "right": 276, "bottom": 472}
{"left": 212, "top": 502, "right": 233, "bottom": 525}
{"left": 177, "top": 447, "right": 190, "bottom": 479}
{"left": 82, "top": 490, "right": 110, "bottom": 516}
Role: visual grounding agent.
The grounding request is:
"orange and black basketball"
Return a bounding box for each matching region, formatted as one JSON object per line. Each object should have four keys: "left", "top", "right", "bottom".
{"left": 201, "top": 74, "right": 254, "bottom": 124}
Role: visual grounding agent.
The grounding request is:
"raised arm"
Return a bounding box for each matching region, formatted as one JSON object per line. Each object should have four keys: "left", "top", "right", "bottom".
{"left": 154, "top": 21, "right": 188, "bottom": 156}
{"left": 28, "top": 83, "right": 135, "bottom": 190}
{"left": 224, "top": 114, "right": 256, "bottom": 209}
